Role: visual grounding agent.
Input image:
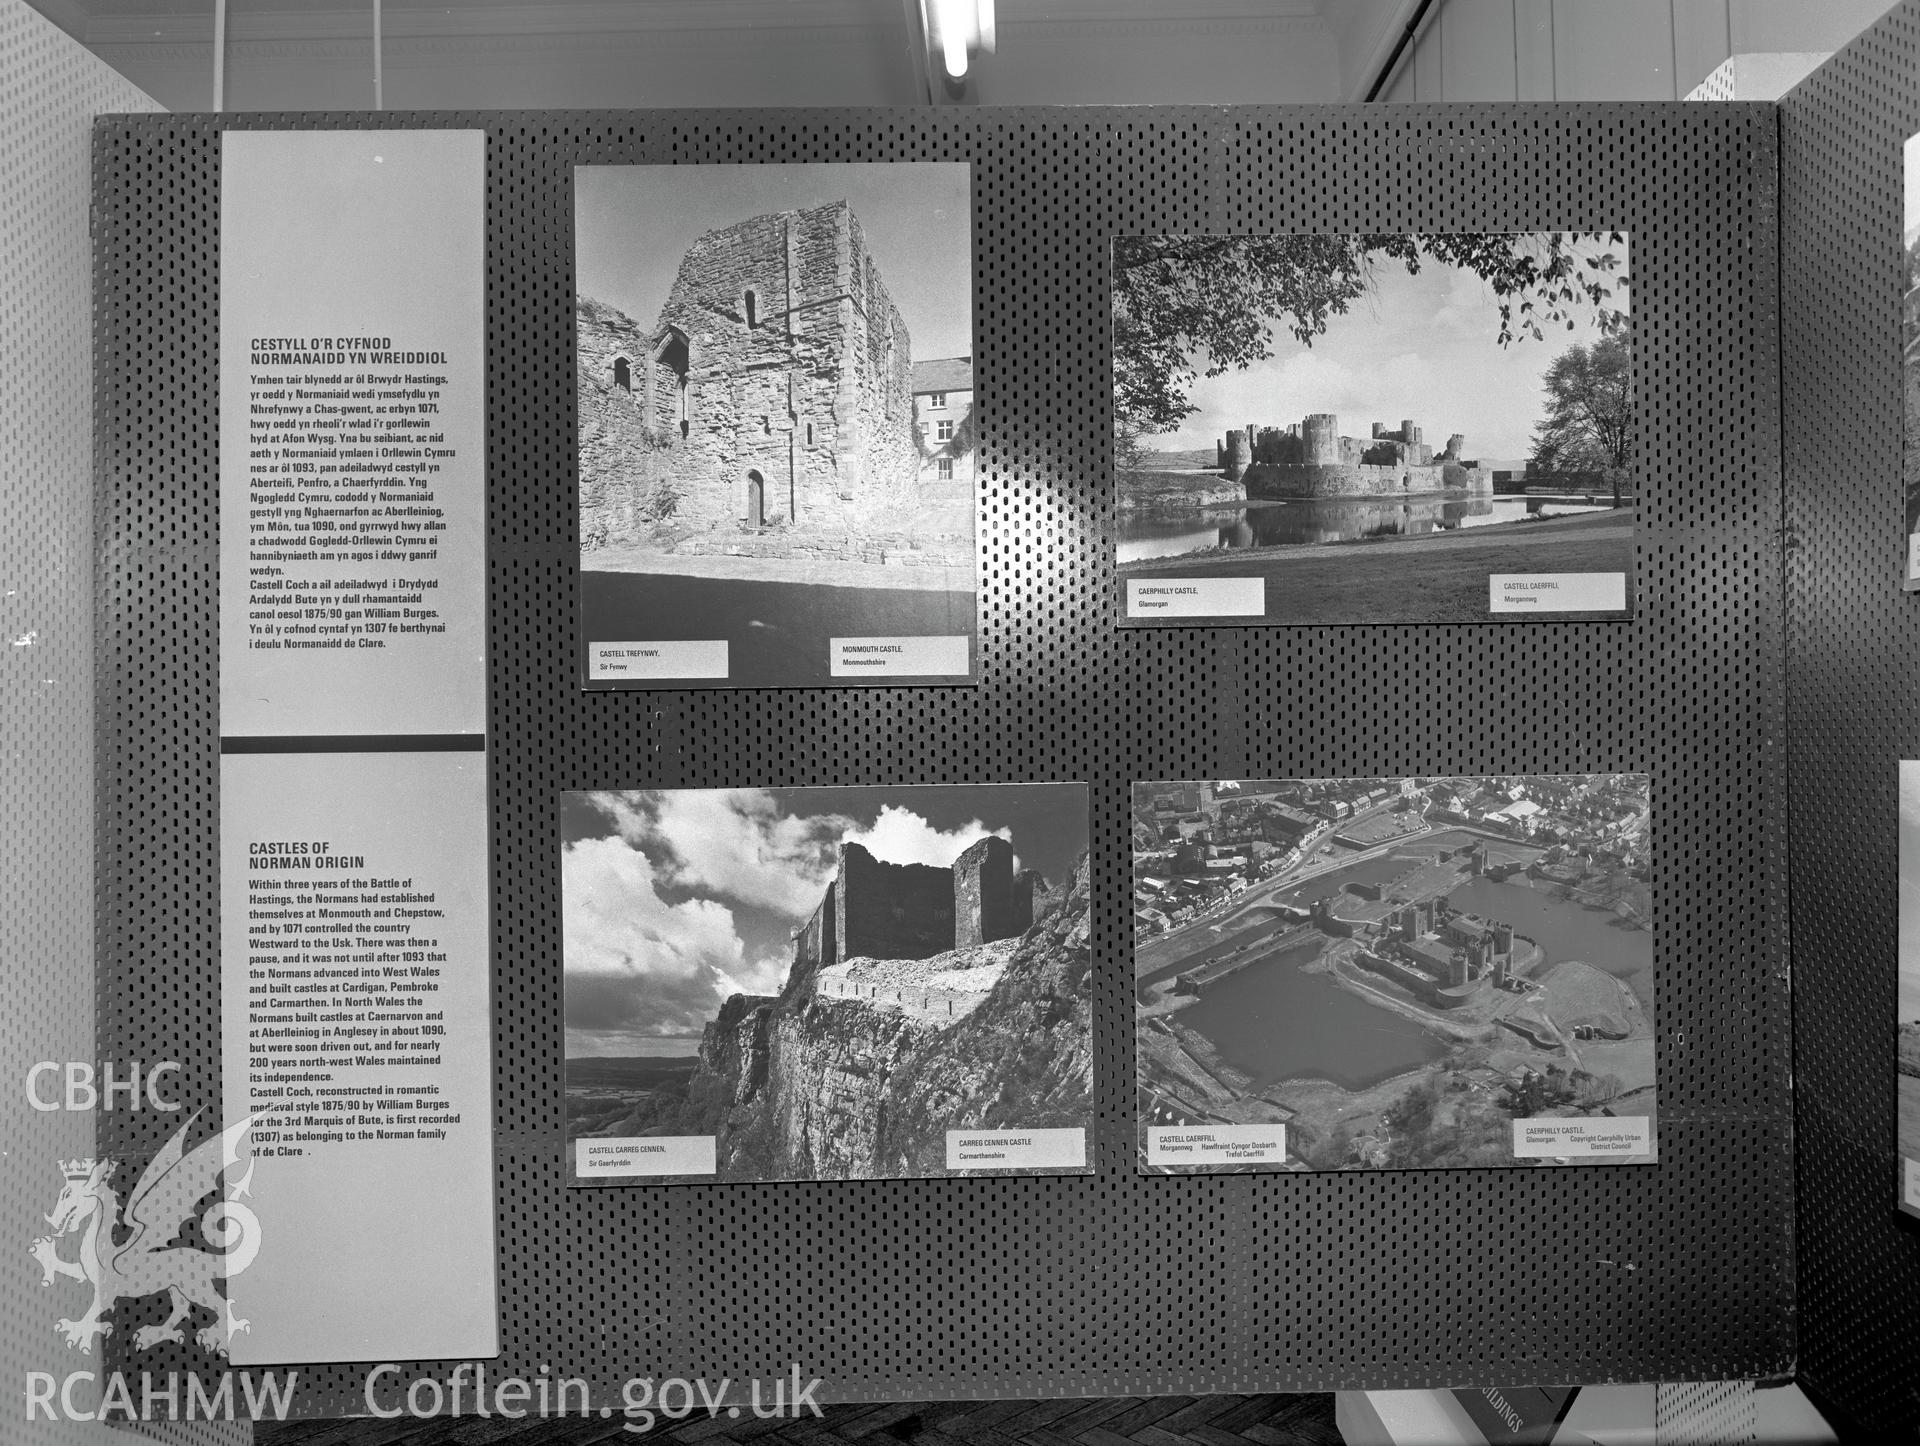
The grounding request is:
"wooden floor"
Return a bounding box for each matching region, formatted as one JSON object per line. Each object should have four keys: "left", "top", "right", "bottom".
{"left": 256, "top": 1393, "right": 1342, "bottom": 1446}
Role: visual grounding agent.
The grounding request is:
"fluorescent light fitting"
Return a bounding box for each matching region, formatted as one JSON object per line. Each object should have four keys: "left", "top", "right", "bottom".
{"left": 935, "top": 0, "right": 973, "bottom": 77}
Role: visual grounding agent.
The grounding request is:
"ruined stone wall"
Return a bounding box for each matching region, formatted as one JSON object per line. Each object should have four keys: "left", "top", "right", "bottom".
{"left": 954, "top": 835, "right": 1024, "bottom": 949}
{"left": 577, "top": 296, "right": 678, "bottom": 550}
{"left": 834, "top": 841, "right": 955, "bottom": 963}
{"left": 813, "top": 972, "right": 990, "bottom": 1026}
{"left": 611, "top": 201, "right": 922, "bottom": 543}
{"left": 786, "top": 880, "right": 839, "bottom": 999}
{"left": 856, "top": 223, "right": 920, "bottom": 512}
{"left": 1012, "top": 870, "right": 1042, "bottom": 934}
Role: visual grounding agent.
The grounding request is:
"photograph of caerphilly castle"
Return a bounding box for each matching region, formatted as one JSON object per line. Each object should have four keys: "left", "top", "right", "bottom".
{"left": 1217, "top": 414, "right": 1490, "bottom": 500}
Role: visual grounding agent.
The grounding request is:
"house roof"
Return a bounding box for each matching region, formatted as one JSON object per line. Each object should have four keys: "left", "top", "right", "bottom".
{"left": 912, "top": 356, "right": 973, "bottom": 394}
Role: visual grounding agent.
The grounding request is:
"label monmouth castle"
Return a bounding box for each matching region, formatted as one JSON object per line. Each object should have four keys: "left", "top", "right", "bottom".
{"left": 578, "top": 200, "right": 972, "bottom": 567}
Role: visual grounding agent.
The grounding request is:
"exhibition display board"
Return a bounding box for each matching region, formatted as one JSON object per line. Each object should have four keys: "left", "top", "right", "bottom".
{"left": 1781, "top": 3, "right": 1920, "bottom": 1434}
{"left": 89, "top": 105, "right": 1790, "bottom": 1417}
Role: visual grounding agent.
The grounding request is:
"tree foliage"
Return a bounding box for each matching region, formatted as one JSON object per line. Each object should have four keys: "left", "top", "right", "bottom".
{"left": 1110, "top": 232, "right": 1629, "bottom": 448}
{"left": 1525, "top": 334, "right": 1633, "bottom": 474}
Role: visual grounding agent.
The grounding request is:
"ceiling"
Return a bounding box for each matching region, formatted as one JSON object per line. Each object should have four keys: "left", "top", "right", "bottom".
{"left": 26, "top": 0, "right": 1415, "bottom": 111}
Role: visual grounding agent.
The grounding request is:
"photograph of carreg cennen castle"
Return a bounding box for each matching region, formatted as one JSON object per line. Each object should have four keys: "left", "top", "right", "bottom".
{"left": 562, "top": 784, "right": 1092, "bottom": 1185}
{"left": 1133, "top": 776, "right": 1656, "bottom": 1172}
{"left": 1114, "top": 232, "right": 1635, "bottom": 624}
{"left": 576, "top": 163, "right": 977, "bottom": 687}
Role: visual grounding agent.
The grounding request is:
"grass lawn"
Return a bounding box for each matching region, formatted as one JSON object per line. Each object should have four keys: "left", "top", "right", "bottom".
{"left": 1118, "top": 510, "right": 1634, "bottom": 625}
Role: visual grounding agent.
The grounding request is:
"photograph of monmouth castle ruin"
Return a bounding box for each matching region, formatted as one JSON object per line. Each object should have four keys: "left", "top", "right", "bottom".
{"left": 1216, "top": 414, "right": 1492, "bottom": 499}
{"left": 578, "top": 199, "right": 971, "bottom": 566}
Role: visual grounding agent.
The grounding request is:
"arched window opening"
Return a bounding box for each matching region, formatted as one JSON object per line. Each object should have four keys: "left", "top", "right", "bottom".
{"left": 746, "top": 469, "right": 766, "bottom": 528}
{"left": 744, "top": 289, "right": 759, "bottom": 329}
{"left": 653, "top": 327, "right": 690, "bottom": 440}
{"left": 805, "top": 422, "right": 814, "bottom": 446}
{"left": 613, "top": 356, "right": 630, "bottom": 392}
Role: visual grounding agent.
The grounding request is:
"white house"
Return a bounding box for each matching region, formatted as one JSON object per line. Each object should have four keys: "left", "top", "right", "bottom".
{"left": 912, "top": 356, "right": 974, "bottom": 486}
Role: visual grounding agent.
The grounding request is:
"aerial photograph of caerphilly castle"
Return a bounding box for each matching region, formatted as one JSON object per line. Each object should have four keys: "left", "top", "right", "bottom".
{"left": 575, "top": 164, "right": 976, "bottom": 685}
{"left": 1113, "top": 232, "right": 1635, "bottom": 625}
{"left": 1132, "top": 775, "right": 1655, "bottom": 1172}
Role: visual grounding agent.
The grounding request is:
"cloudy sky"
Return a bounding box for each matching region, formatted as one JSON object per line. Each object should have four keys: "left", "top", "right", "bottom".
{"left": 562, "top": 785, "right": 1087, "bottom": 1058}
{"left": 576, "top": 163, "right": 973, "bottom": 366}
{"left": 1155, "top": 233, "right": 1630, "bottom": 466}
{"left": 1901, "top": 763, "right": 1920, "bottom": 1022}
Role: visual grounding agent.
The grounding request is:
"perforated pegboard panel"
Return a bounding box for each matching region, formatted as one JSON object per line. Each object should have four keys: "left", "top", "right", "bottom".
{"left": 93, "top": 105, "right": 1789, "bottom": 1414}
{"left": 1780, "top": 8, "right": 1920, "bottom": 1436}
{"left": 0, "top": 4, "right": 161, "bottom": 1440}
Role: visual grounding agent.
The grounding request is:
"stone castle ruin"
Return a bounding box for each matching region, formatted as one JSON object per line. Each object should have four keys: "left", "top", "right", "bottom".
{"left": 1215, "top": 414, "right": 1491, "bottom": 501}
{"left": 788, "top": 837, "right": 1043, "bottom": 994}
{"left": 579, "top": 200, "right": 966, "bottom": 564}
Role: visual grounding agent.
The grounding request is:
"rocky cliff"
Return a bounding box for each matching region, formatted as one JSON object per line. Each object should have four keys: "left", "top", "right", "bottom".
{"left": 689, "top": 852, "right": 1094, "bottom": 1180}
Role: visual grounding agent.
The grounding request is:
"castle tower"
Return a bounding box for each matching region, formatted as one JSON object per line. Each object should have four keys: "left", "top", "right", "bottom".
{"left": 1012, "top": 869, "right": 1044, "bottom": 934}
{"left": 1303, "top": 413, "right": 1341, "bottom": 467}
{"left": 1400, "top": 906, "right": 1417, "bottom": 942}
{"left": 633, "top": 200, "right": 919, "bottom": 539}
{"left": 835, "top": 841, "right": 954, "bottom": 962}
{"left": 1401, "top": 421, "right": 1422, "bottom": 449}
{"left": 1446, "top": 432, "right": 1466, "bottom": 460}
{"left": 1448, "top": 950, "right": 1468, "bottom": 988}
{"left": 1224, "top": 430, "right": 1249, "bottom": 482}
{"left": 1492, "top": 920, "right": 1514, "bottom": 955}
{"left": 1371, "top": 421, "right": 1387, "bottom": 439}
{"left": 954, "top": 834, "right": 1018, "bottom": 949}
{"left": 1467, "top": 935, "right": 1490, "bottom": 978}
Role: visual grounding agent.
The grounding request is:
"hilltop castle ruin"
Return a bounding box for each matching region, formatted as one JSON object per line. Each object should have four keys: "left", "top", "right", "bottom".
{"left": 788, "top": 837, "right": 1044, "bottom": 993}
{"left": 1215, "top": 414, "right": 1491, "bottom": 500}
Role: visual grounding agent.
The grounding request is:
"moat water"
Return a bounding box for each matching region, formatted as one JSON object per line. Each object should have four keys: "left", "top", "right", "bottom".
{"left": 1156, "top": 852, "right": 1443, "bottom": 1091}
{"left": 1175, "top": 937, "right": 1445, "bottom": 1091}
{"left": 1444, "top": 874, "right": 1653, "bottom": 1019}
{"left": 1161, "top": 846, "right": 1650, "bottom": 1091}
{"left": 1118, "top": 497, "right": 1612, "bottom": 563}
